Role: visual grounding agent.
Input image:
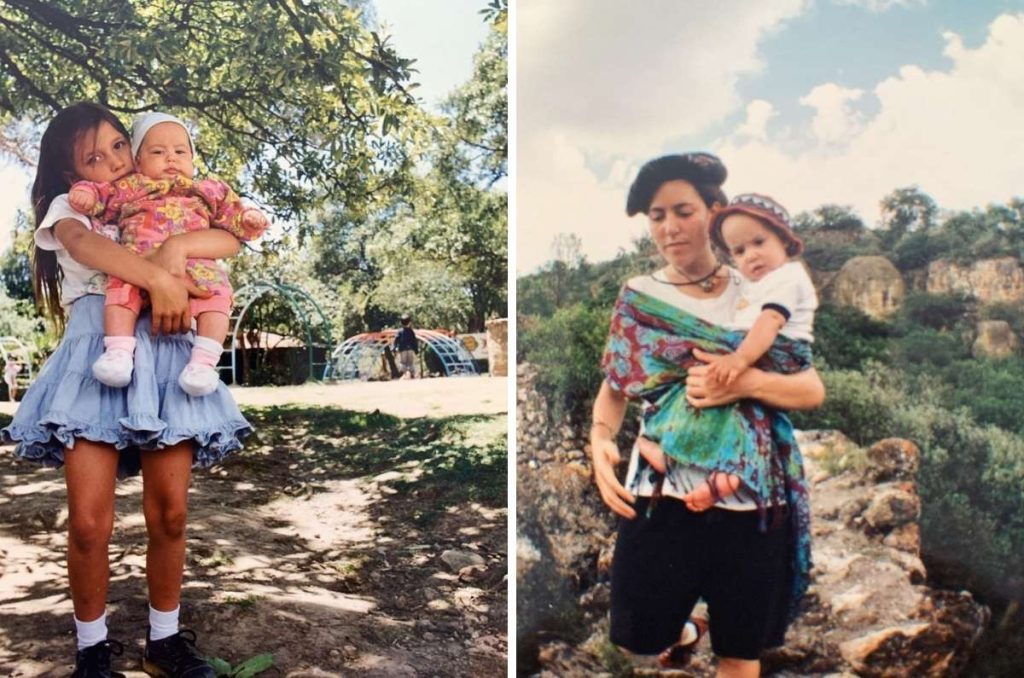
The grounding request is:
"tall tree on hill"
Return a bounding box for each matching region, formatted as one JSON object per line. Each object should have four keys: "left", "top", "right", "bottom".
{"left": 879, "top": 187, "right": 937, "bottom": 249}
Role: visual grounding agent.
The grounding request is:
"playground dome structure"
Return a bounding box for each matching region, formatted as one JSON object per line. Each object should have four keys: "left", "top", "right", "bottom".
{"left": 324, "top": 329, "right": 478, "bottom": 381}
{"left": 222, "top": 281, "right": 333, "bottom": 385}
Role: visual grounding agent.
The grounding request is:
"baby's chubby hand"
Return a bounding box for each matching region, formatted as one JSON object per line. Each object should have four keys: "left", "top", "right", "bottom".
{"left": 705, "top": 352, "right": 750, "bottom": 387}
{"left": 242, "top": 208, "right": 268, "bottom": 234}
{"left": 68, "top": 186, "right": 98, "bottom": 214}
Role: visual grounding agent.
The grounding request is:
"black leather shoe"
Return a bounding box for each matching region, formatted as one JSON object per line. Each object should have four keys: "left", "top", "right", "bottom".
{"left": 70, "top": 639, "right": 126, "bottom": 678}
{"left": 142, "top": 629, "right": 215, "bottom": 677}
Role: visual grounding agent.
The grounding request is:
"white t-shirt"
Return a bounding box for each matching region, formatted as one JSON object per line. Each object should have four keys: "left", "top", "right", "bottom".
{"left": 34, "top": 194, "right": 120, "bottom": 308}
{"left": 622, "top": 270, "right": 761, "bottom": 510}
{"left": 728, "top": 261, "right": 817, "bottom": 342}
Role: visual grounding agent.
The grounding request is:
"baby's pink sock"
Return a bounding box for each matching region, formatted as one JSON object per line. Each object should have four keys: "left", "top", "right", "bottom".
{"left": 105, "top": 336, "right": 136, "bottom": 353}
{"left": 189, "top": 336, "right": 222, "bottom": 367}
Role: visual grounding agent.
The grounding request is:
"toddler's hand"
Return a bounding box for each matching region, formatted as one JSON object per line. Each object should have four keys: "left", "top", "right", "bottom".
{"left": 69, "top": 187, "right": 97, "bottom": 214}
{"left": 242, "top": 208, "right": 268, "bottom": 234}
{"left": 705, "top": 353, "right": 750, "bottom": 387}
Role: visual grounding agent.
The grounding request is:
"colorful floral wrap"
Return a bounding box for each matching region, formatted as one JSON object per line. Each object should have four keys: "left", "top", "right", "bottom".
{"left": 601, "top": 284, "right": 814, "bottom": 621}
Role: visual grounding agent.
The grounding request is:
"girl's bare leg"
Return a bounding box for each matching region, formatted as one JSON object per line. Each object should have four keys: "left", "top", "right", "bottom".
{"left": 64, "top": 440, "right": 120, "bottom": 621}
{"left": 140, "top": 442, "right": 194, "bottom": 610}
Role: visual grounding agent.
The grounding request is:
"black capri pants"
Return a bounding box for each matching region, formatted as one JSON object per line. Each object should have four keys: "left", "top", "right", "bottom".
{"left": 610, "top": 496, "right": 792, "bottom": 660}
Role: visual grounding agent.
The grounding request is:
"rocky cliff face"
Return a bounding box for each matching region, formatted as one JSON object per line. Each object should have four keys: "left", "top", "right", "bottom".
{"left": 516, "top": 365, "right": 990, "bottom": 677}
{"left": 927, "top": 257, "right": 1024, "bottom": 304}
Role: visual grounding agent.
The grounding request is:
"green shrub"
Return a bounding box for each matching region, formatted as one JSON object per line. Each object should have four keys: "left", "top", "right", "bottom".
{"left": 896, "top": 291, "right": 971, "bottom": 331}
{"left": 519, "top": 303, "right": 611, "bottom": 423}
{"left": 813, "top": 304, "right": 893, "bottom": 370}
{"left": 791, "top": 366, "right": 900, "bottom": 445}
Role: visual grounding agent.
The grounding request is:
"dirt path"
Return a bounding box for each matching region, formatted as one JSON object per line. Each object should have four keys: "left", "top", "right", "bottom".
{"left": 0, "top": 379, "right": 508, "bottom": 676}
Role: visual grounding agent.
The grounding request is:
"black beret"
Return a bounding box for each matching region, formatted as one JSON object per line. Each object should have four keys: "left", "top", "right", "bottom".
{"left": 625, "top": 152, "right": 728, "bottom": 216}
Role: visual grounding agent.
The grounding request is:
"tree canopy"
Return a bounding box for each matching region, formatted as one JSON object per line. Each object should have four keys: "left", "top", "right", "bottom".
{"left": 0, "top": 0, "right": 424, "bottom": 222}
{"left": 1, "top": 0, "right": 509, "bottom": 338}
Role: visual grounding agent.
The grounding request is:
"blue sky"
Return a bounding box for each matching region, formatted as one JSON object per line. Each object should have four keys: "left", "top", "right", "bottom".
{"left": 0, "top": 1, "right": 489, "bottom": 253}
{"left": 517, "top": 0, "right": 1024, "bottom": 272}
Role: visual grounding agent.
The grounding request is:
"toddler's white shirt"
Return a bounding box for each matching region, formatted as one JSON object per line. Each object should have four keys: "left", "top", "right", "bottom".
{"left": 728, "top": 261, "right": 817, "bottom": 342}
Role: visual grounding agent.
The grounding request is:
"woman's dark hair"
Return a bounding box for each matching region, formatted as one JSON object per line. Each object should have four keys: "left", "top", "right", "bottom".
{"left": 626, "top": 152, "right": 728, "bottom": 215}
{"left": 30, "top": 102, "right": 129, "bottom": 327}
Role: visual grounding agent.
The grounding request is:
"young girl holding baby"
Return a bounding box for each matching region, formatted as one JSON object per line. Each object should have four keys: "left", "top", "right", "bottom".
{"left": 2, "top": 102, "right": 256, "bottom": 677}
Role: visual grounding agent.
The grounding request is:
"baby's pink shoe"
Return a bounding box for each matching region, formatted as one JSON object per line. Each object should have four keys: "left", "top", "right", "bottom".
{"left": 92, "top": 337, "right": 136, "bottom": 387}
{"left": 178, "top": 363, "right": 220, "bottom": 397}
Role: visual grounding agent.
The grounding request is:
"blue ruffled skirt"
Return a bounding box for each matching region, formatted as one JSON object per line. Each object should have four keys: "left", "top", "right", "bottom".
{"left": 2, "top": 295, "right": 252, "bottom": 478}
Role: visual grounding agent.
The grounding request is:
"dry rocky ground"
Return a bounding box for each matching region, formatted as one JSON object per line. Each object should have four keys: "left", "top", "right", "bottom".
{"left": 0, "top": 377, "right": 508, "bottom": 677}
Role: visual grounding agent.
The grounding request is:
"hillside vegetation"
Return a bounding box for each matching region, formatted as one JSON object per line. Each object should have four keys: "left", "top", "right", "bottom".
{"left": 518, "top": 188, "right": 1024, "bottom": 675}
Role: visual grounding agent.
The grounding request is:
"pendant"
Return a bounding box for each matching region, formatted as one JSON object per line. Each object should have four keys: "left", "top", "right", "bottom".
{"left": 700, "top": 277, "right": 715, "bottom": 292}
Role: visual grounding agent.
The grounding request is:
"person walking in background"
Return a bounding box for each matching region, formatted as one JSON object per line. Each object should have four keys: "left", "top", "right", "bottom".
{"left": 394, "top": 314, "right": 419, "bottom": 379}
{"left": 4, "top": 359, "right": 21, "bottom": 402}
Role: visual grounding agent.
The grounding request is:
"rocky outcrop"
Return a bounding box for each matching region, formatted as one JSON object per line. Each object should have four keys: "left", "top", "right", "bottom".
{"left": 516, "top": 370, "right": 990, "bottom": 676}
{"left": 827, "top": 256, "right": 905, "bottom": 319}
{"left": 927, "top": 257, "right": 1024, "bottom": 304}
{"left": 516, "top": 363, "right": 618, "bottom": 674}
{"left": 972, "top": 320, "right": 1019, "bottom": 359}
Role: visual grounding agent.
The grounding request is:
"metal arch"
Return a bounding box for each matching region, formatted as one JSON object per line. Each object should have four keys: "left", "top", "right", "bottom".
{"left": 323, "top": 329, "right": 478, "bottom": 381}
{"left": 0, "top": 335, "right": 34, "bottom": 390}
{"left": 224, "top": 281, "right": 333, "bottom": 385}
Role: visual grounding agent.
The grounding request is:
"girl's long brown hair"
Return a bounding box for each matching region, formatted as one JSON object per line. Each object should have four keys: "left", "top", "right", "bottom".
{"left": 30, "top": 102, "right": 130, "bottom": 329}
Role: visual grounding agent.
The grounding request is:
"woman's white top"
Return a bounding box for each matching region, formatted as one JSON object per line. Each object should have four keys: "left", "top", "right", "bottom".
{"left": 33, "top": 194, "right": 119, "bottom": 308}
{"left": 621, "top": 270, "right": 761, "bottom": 510}
{"left": 727, "top": 261, "right": 817, "bottom": 342}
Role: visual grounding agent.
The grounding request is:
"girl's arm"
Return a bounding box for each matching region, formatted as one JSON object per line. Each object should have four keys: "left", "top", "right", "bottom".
{"left": 687, "top": 348, "right": 825, "bottom": 410}
{"left": 590, "top": 381, "right": 637, "bottom": 519}
{"left": 53, "top": 219, "right": 210, "bottom": 335}
{"left": 144, "top": 229, "right": 243, "bottom": 278}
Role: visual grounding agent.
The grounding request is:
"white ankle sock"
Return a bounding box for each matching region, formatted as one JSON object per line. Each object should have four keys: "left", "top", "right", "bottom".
{"left": 149, "top": 604, "right": 180, "bottom": 641}
{"left": 75, "top": 612, "right": 108, "bottom": 651}
{"left": 191, "top": 336, "right": 223, "bottom": 363}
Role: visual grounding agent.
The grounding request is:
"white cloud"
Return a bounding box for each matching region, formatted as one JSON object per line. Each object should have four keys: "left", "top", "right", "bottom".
{"left": 518, "top": 0, "right": 808, "bottom": 154}
{"left": 517, "top": 130, "right": 646, "bottom": 273}
{"left": 517, "top": 0, "right": 809, "bottom": 270}
{"left": 831, "top": 0, "right": 926, "bottom": 12}
{"left": 735, "top": 100, "right": 776, "bottom": 140}
{"left": 716, "top": 12, "right": 1024, "bottom": 226}
{"left": 799, "top": 83, "right": 864, "bottom": 146}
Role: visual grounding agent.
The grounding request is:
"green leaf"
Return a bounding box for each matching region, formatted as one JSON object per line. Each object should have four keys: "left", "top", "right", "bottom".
{"left": 231, "top": 653, "right": 274, "bottom": 677}
{"left": 207, "top": 656, "right": 233, "bottom": 676}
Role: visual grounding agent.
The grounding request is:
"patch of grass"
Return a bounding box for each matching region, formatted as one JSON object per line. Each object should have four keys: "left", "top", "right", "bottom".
{"left": 596, "top": 638, "right": 635, "bottom": 677}
{"left": 223, "top": 593, "right": 262, "bottom": 608}
{"left": 0, "top": 412, "right": 11, "bottom": 429}
{"left": 817, "top": 439, "right": 870, "bottom": 477}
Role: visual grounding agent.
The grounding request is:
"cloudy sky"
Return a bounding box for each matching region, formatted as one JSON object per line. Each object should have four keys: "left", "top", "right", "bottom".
{"left": 0, "top": 0, "right": 488, "bottom": 254}
{"left": 517, "top": 0, "right": 1024, "bottom": 272}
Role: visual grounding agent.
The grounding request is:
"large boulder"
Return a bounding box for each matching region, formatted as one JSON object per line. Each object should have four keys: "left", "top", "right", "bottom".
{"left": 972, "top": 320, "right": 1019, "bottom": 359}
{"left": 828, "top": 256, "right": 905, "bottom": 319}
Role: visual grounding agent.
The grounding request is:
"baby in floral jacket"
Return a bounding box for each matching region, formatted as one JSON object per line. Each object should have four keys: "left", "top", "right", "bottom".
{"left": 69, "top": 111, "right": 268, "bottom": 396}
